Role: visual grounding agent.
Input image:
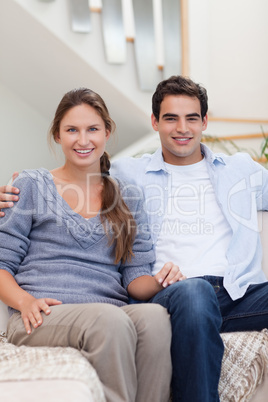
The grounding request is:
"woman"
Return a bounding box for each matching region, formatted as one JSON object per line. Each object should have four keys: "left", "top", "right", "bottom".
{"left": 0, "top": 88, "right": 179, "bottom": 402}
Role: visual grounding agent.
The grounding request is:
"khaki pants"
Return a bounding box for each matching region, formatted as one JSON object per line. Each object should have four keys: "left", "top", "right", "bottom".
{"left": 7, "top": 303, "right": 171, "bottom": 402}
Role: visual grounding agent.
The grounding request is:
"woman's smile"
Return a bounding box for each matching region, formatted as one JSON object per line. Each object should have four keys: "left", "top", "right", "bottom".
{"left": 74, "top": 148, "right": 94, "bottom": 156}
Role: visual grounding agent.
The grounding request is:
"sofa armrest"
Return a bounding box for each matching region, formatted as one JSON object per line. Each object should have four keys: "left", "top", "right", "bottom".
{"left": 219, "top": 329, "right": 268, "bottom": 401}
{"left": 0, "top": 338, "right": 105, "bottom": 402}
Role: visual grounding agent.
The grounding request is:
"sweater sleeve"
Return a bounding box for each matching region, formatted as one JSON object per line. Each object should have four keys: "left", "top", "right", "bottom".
{"left": 118, "top": 181, "right": 155, "bottom": 289}
{"left": 0, "top": 172, "right": 35, "bottom": 276}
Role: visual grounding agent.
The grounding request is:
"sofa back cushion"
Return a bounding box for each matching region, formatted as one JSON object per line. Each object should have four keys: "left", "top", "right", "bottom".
{"left": 0, "top": 300, "right": 9, "bottom": 334}
{"left": 259, "top": 211, "right": 268, "bottom": 278}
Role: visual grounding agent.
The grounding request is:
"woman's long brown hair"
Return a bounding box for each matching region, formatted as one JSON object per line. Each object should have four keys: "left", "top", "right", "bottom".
{"left": 49, "top": 88, "right": 136, "bottom": 263}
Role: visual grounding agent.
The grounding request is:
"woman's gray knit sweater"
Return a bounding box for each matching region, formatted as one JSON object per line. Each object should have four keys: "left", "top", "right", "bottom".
{"left": 0, "top": 169, "right": 155, "bottom": 312}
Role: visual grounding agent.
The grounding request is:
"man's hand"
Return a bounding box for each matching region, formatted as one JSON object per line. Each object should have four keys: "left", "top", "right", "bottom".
{"left": 0, "top": 172, "right": 20, "bottom": 217}
{"left": 19, "top": 296, "right": 62, "bottom": 334}
{"left": 154, "top": 262, "right": 187, "bottom": 288}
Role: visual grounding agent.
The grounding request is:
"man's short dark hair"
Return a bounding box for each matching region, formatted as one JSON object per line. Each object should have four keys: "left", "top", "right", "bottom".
{"left": 152, "top": 75, "right": 208, "bottom": 121}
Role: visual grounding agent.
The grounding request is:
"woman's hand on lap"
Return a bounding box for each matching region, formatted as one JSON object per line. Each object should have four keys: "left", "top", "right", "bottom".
{"left": 154, "top": 262, "right": 187, "bottom": 288}
{"left": 19, "top": 296, "right": 62, "bottom": 334}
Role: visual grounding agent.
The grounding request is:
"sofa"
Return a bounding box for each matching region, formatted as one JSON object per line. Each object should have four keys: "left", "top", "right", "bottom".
{"left": 0, "top": 213, "right": 268, "bottom": 402}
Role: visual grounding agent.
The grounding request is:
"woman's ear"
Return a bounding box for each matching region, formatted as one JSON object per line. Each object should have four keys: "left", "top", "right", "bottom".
{"left": 105, "top": 130, "right": 111, "bottom": 141}
{"left": 55, "top": 132, "right": 61, "bottom": 143}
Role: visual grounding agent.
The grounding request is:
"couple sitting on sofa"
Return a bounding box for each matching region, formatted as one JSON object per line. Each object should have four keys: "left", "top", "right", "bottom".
{"left": 0, "top": 75, "right": 268, "bottom": 402}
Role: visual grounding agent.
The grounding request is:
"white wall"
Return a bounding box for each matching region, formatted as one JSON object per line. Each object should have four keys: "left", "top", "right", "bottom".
{"left": 16, "top": 0, "right": 268, "bottom": 122}
{"left": 0, "top": 83, "right": 64, "bottom": 185}
{"left": 114, "top": 0, "right": 268, "bottom": 159}
{"left": 1, "top": 0, "right": 267, "bottom": 178}
{"left": 189, "top": 0, "right": 268, "bottom": 121}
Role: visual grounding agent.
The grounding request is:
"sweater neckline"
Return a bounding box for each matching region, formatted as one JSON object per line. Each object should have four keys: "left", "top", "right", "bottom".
{"left": 38, "top": 168, "right": 102, "bottom": 226}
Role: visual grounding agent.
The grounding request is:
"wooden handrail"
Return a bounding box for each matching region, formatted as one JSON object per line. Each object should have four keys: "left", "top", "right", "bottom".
{"left": 203, "top": 133, "right": 267, "bottom": 142}
{"left": 208, "top": 116, "right": 268, "bottom": 124}
{"left": 90, "top": 7, "right": 101, "bottom": 13}
{"left": 202, "top": 134, "right": 268, "bottom": 164}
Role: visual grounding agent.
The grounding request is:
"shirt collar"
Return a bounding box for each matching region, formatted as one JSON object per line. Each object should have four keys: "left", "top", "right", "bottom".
{"left": 145, "top": 148, "right": 168, "bottom": 173}
{"left": 201, "top": 143, "right": 226, "bottom": 166}
{"left": 145, "top": 143, "right": 226, "bottom": 173}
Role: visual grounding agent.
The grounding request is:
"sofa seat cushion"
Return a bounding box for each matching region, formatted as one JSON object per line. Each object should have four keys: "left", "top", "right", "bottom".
{"left": 0, "top": 333, "right": 105, "bottom": 402}
{"left": 219, "top": 329, "right": 268, "bottom": 401}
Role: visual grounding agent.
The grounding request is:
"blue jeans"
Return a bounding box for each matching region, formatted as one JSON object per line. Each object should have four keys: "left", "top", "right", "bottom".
{"left": 150, "top": 276, "right": 268, "bottom": 402}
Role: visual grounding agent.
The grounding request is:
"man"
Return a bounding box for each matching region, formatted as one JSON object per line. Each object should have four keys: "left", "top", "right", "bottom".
{"left": 1, "top": 75, "right": 268, "bottom": 401}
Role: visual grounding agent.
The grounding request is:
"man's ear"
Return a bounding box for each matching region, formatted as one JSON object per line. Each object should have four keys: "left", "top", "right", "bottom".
{"left": 202, "top": 114, "right": 208, "bottom": 131}
{"left": 151, "top": 113, "right": 159, "bottom": 132}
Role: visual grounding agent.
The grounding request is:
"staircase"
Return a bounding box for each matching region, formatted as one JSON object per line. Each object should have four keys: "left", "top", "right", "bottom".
{"left": 1, "top": 0, "right": 179, "bottom": 156}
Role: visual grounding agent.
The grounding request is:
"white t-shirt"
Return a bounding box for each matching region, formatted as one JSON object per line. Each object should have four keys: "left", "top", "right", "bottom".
{"left": 152, "top": 158, "right": 232, "bottom": 277}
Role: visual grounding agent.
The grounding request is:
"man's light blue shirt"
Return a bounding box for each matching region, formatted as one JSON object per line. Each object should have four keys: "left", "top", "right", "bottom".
{"left": 111, "top": 144, "right": 268, "bottom": 300}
